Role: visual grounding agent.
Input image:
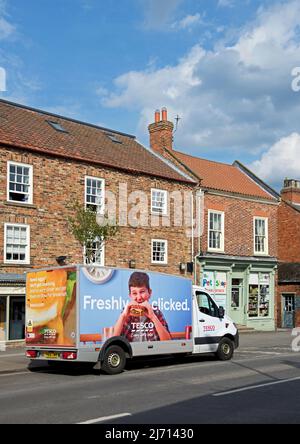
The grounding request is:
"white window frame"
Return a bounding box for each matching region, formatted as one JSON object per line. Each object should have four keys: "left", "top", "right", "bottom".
{"left": 85, "top": 176, "right": 105, "bottom": 214}
{"left": 4, "top": 223, "right": 30, "bottom": 265}
{"left": 208, "top": 210, "right": 225, "bottom": 252}
{"left": 151, "top": 189, "right": 168, "bottom": 216}
{"left": 254, "top": 217, "right": 269, "bottom": 256}
{"left": 151, "top": 239, "right": 168, "bottom": 265}
{"left": 83, "top": 238, "right": 105, "bottom": 266}
{"left": 7, "top": 161, "right": 33, "bottom": 205}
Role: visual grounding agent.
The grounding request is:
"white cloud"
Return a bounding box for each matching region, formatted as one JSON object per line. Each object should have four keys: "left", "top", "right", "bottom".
{"left": 100, "top": 0, "right": 300, "bottom": 184}
{"left": 140, "top": 0, "right": 183, "bottom": 30}
{"left": 172, "top": 13, "right": 203, "bottom": 30}
{"left": 218, "top": 0, "right": 234, "bottom": 7}
{"left": 0, "top": 1, "right": 15, "bottom": 40}
{"left": 249, "top": 133, "right": 300, "bottom": 187}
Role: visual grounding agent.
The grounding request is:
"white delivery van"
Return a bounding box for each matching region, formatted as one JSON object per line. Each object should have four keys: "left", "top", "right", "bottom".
{"left": 25, "top": 265, "right": 239, "bottom": 375}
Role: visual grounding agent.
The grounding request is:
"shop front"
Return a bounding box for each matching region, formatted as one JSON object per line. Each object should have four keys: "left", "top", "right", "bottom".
{"left": 199, "top": 255, "right": 277, "bottom": 331}
{"left": 0, "top": 274, "right": 26, "bottom": 347}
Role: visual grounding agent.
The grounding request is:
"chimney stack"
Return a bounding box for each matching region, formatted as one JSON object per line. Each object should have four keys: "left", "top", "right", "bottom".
{"left": 281, "top": 178, "right": 300, "bottom": 205}
{"left": 148, "top": 107, "right": 174, "bottom": 155}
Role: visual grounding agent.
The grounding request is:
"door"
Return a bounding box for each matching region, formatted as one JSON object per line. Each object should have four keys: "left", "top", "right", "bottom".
{"left": 9, "top": 297, "right": 25, "bottom": 340}
{"left": 230, "top": 278, "right": 245, "bottom": 325}
{"left": 194, "top": 291, "right": 224, "bottom": 353}
{"left": 282, "top": 294, "right": 295, "bottom": 329}
{"left": 0, "top": 297, "right": 6, "bottom": 342}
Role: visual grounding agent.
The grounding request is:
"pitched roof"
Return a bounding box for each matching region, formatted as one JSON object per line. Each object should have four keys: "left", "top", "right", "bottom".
{"left": 0, "top": 100, "right": 194, "bottom": 184}
{"left": 174, "top": 150, "right": 276, "bottom": 200}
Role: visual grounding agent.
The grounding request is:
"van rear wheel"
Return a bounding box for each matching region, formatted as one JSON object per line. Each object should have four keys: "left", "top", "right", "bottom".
{"left": 102, "top": 345, "right": 126, "bottom": 375}
{"left": 215, "top": 338, "right": 234, "bottom": 361}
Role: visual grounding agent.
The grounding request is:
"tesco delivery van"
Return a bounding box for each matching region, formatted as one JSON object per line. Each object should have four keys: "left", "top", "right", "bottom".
{"left": 25, "top": 265, "right": 239, "bottom": 374}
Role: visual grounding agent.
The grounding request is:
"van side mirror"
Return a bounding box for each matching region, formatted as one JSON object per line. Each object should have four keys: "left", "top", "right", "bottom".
{"left": 218, "top": 306, "right": 225, "bottom": 319}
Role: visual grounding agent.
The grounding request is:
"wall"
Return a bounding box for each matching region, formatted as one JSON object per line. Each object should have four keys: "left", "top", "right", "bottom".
{"left": 202, "top": 193, "right": 278, "bottom": 257}
{"left": 0, "top": 146, "right": 196, "bottom": 277}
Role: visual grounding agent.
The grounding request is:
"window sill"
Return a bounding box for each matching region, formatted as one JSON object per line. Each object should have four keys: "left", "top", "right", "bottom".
{"left": 4, "top": 201, "right": 37, "bottom": 209}
{"left": 151, "top": 262, "right": 168, "bottom": 266}
{"left": 2, "top": 263, "right": 31, "bottom": 268}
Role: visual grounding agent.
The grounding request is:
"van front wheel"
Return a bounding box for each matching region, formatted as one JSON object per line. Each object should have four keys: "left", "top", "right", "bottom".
{"left": 102, "top": 345, "right": 126, "bottom": 375}
{"left": 215, "top": 338, "right": 234, "bottom": 361}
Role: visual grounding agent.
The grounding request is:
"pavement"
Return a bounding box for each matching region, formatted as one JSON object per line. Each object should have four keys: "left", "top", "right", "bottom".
{"left": 0, "top": 329, "right": 295, "bottom": 375}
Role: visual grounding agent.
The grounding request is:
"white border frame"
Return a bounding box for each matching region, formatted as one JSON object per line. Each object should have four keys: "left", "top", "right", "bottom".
{"left": 151, "top": 189, "right": 168, "bottom": 216}
{"left": 253, "top": 217, "right": 269, "bottom": 256}
{"left": 207, "top": 210, "right": 225, "bottom": 253}
{"left": 151, "top": 239, "right": 168, "bottom": 265}
{"left": 84, "top": 176, "right": 105, "bottom": 214}
{"left": 4, "top": 223, "right": 30, "bottom": 265}
{"left": 7, "top": 161, "right": 33, "bottom": 205}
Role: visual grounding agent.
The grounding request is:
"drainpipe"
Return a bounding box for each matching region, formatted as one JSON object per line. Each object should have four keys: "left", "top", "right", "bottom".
{"left": 193, "top": 189, "right": 203, "bottom": 285}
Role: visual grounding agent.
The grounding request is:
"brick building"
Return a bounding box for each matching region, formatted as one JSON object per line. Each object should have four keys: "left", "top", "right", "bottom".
{"left": 0, "top": 99, "right": 198, "bottom": 345}
{"left": 149, "top": 109, "right": 280, "bottom": 331}
{"left": 278, "top": 179, "right": 300, "bottom": 329}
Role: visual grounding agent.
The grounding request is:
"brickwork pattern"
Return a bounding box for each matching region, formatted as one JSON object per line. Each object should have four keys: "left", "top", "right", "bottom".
{"left": 0, "top": 146, "right": 195, "bottom": 277}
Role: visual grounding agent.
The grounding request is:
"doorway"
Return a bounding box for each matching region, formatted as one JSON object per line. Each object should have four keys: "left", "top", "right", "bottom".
{"left": 282, "top": 294, "right": 295, "bottom": 329}
{"left": 0, "top": 297, "right": 6, "bottom": 342}
{"left": 230, "top": 278, "right": 245, "bottom": 325}
{"left": 9, "top": 297, "right": 25, "bottom": 341}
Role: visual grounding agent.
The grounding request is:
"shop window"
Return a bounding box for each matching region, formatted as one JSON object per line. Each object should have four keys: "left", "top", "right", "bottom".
{"left": 248, "top": 273, "right": 270, "bottom": 318}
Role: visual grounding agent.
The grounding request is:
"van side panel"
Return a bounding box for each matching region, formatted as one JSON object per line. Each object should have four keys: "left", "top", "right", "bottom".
{"left": 78, "top": 266, "right": 194, "bottom": 358}
{"left": 26, "top": 267, "right": 77, "bottom": 349}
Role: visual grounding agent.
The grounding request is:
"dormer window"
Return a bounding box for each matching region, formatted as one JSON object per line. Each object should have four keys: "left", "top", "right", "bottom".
{"left": 47, "top": 120, "right": 68, "bottom": 133}
{"left": 106, "top": 133, "right": 122, "bottom": 144}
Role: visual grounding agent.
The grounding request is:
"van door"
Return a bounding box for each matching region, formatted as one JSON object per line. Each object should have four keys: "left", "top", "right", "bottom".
{"left": 194, "top": 291, "right": 225, "bottom": 353}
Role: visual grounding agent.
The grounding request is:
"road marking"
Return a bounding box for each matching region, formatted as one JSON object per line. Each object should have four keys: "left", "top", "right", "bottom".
{"left": 0, "top": 371, "right": 31, "bottom": 377}
{"left": 237, "top": 351, "right": 282, "bottom": 355}
{"left": 78, "top": 413, "right": 132, "bottom": 424}
{"left": 213, "top": 376, "right": 300, "bottom": 397}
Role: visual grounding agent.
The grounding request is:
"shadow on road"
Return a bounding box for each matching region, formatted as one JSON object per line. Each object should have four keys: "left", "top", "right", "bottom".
{"left": 27, "top": 353, "right": 219, "bottom": 377}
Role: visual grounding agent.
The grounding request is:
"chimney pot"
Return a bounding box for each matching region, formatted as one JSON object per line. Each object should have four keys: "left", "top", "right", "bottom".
{"left": 162, "top": 107, "right": 168, "bottom": 121}
{"left": 155, "top": 109, "right": 160, "bottom": 123}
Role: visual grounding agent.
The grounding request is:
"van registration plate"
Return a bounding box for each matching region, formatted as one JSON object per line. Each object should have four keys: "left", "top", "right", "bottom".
{"left": 44, "top": 352, "right": 59, "bottom": 359}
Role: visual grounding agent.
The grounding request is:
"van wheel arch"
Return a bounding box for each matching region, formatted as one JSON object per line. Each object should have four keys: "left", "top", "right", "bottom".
{"left": 215, "top": 337, "right": 234, "bottom": 361}
{"left": 98, "top": 337, "right": 132, "bottom": 363}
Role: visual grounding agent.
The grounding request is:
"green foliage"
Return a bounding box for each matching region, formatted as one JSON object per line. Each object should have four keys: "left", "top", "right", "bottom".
{"left": 68, "top": 201, "right": 119, "bottom": 262}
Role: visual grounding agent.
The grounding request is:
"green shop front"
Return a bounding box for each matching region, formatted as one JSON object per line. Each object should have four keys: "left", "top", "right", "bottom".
{"left": 198, "top": 255, "right": 277, "bottom": 331}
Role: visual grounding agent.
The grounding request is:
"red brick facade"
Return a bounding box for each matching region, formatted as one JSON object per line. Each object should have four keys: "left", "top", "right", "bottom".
{"left": 0, "top": 146, "right": 196, "bottom": 277}
{"left": 202, "top": 194, "right": 278, "bottom": 257}
{"left": 278, "top": 199, "right": 300, "bottom": 327}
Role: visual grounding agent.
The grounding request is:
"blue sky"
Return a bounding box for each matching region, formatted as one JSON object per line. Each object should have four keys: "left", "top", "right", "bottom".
{"left": 1, "top": 0, "right": 300, "bottom": 189}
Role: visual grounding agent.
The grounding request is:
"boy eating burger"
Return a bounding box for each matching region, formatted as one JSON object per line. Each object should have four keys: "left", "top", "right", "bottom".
{"left": 114, "top": 272, "right": 171, "bottom": 342}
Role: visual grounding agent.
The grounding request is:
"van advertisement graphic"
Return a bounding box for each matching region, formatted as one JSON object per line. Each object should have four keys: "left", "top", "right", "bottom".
{"left": 79, "top": 267, "right": 192, "bottom": 345}
{"left": 26, "top": 268, "right": 77, "bottom": 347}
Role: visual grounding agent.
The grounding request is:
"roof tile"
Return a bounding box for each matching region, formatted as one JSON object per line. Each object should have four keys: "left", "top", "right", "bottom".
{"left": 0, "top": 100, "right": 194, "bottom": 184}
